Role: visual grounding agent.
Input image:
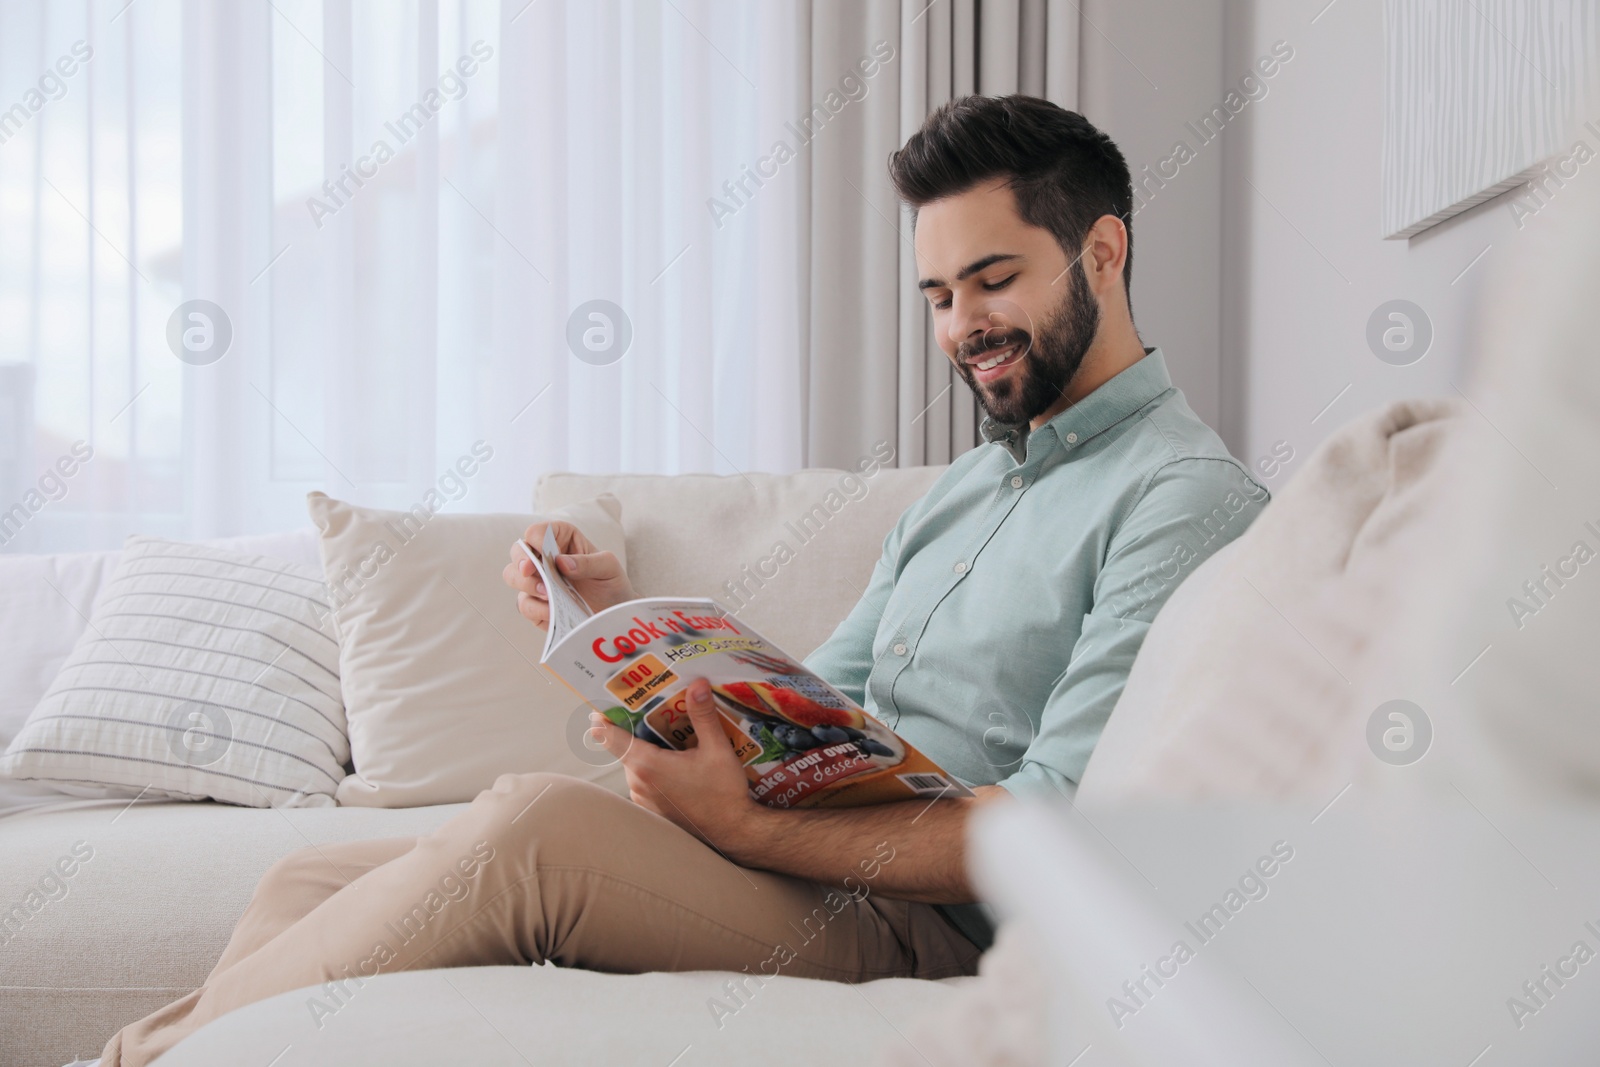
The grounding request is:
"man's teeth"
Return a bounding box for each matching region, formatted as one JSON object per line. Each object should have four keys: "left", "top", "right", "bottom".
{"left": 976, "top": 347, "right": 1015, "bottom": 371}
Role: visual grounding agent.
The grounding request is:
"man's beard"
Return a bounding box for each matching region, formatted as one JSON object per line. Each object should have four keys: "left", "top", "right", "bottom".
{"left": 955, "top": 259, "right": 1100, "bottom": 426}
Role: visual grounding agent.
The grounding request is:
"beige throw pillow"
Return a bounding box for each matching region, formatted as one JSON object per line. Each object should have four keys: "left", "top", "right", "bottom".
{"left": 306, "top": 492, "right": 629, "bottom": 807}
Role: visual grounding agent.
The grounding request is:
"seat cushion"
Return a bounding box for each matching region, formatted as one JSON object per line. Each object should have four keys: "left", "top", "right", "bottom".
{"left": 157, "top": 963, "right": 968, "bottom": 1067}
{"left": 0, "top": 799, "right": 463, "bottom": 1067}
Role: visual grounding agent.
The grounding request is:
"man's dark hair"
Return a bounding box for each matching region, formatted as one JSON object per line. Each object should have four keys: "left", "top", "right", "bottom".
{"left": 889, "top": 94, "right": 1135, "bottom": 297}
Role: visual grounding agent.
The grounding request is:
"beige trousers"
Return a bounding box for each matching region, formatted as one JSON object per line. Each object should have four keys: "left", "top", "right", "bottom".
{"left": 101, "top": 773, "right": 982, "bottom": 1066}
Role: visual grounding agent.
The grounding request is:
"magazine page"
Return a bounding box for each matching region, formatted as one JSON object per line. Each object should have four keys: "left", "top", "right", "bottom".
{"left": 541, "top": 596, "right": 972, "bottom": 809}
{"left": 518, "top": 527, "right": 595, "bottom": 662}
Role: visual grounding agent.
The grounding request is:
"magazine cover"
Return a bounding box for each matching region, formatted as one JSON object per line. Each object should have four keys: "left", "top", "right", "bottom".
{"left": 520, "top": 530, "right": 971, "bottom": 809}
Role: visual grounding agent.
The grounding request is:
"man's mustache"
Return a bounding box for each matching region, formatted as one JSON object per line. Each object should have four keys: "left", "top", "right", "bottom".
{"left": 957, "top": 327, "right": 1032, "bottom": 365}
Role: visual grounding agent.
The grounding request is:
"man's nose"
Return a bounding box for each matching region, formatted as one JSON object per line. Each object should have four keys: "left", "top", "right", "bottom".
{"left": 947, "top": 302, "right": 1004, "bottom": 350}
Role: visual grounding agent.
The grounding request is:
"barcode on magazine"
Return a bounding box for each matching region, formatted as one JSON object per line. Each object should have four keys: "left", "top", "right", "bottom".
{"left": 897, "top": 773, "right": 956, "bottom": 797}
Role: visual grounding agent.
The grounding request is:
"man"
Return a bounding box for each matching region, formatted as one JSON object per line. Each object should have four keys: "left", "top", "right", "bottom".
{"left": 98, "top": 95, "right": 1266, "bottom": 1066}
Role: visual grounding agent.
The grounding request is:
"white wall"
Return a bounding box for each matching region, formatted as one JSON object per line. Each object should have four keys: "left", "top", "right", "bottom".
{"left": 1080, "top": 0, "right": 1597, "bottom": 483}
{"left": 1218, "top": 0, "right": 1581, "bottom": 483}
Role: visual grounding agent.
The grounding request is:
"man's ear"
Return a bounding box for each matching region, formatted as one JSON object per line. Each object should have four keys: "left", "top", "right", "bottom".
{"left": 1082, "top": 214, "right": 1129, "bottom": 296}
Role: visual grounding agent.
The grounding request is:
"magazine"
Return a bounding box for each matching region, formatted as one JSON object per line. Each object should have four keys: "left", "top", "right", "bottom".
{"left": 519, "top": 529, "right": 971, "bottom": 809}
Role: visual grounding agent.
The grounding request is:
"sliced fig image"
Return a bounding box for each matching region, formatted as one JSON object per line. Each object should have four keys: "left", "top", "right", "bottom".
{"left": 713, "top": 681, "right": 771, "bottom": 717}
{"left": 752, "top": 683, "right": 865, "bottom": 731}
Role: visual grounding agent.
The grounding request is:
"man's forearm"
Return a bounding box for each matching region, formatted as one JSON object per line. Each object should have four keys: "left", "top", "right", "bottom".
{"left": 722, "top": 785, "right": 1008, "bottom": 905}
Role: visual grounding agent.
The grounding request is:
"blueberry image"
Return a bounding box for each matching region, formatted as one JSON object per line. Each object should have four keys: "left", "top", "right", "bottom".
{"left": 771, "top": 724, "right": 819, "bottom": 751}
{"left": 811, "top": 725, "right": 850, "bottom": 744}
{"left": 857, "top": 738, "right": 893, "bottom": 758}
{"left": 633, "top": 719, "right": 670, "bottom": 749}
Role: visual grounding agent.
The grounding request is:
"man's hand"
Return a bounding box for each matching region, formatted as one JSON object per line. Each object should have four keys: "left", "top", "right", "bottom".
{"left": 589, "top": 678, "right": 1005, "bottom": 905}
{"left": 503, "top": 520, "right": 637, "bottom": 629}
{"left": 590, "top": 678, "right": 764, "bottom": 851}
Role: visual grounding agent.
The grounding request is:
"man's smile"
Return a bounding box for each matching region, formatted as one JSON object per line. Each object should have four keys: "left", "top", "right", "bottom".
{"left": 965, "top": 340, "right": 1027, "bottom": 382}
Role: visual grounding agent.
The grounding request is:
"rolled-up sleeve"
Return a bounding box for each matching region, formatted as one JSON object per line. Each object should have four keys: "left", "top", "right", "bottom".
{"left": 999, "top": 459, "right": 1268, "bottom": 800}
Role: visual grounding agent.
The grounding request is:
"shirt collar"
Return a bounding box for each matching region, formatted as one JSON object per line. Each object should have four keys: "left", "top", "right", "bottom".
{"left": 980, "top": 347, "right": 1173, "bottom": 464}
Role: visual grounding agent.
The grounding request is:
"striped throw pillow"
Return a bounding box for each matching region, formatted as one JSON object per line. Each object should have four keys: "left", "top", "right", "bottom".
{"left": 0, "top": 536, "right": 347, "bottom": 806}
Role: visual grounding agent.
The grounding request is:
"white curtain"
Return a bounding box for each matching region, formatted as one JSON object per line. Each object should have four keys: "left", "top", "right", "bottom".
{"left": 2, "top": 0, "right": 810, "bottom": 552}
{"left": 0, "top": 0, "right": 1083, "bottom": 553}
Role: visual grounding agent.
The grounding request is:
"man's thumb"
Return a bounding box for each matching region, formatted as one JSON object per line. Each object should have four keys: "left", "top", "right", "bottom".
{"left": 560, "top": 550, "right": 621, "bottom": 582}
{"left": 684, "top": 680, "right": 723, "bottom": 734}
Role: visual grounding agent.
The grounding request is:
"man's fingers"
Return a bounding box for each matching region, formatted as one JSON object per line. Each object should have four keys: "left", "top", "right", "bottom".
{"left": 517, "top": 592, "right": 551, "bottom": 629}
{"left": 681, "top": 680, "right": 736, "bottom": 762}
{"left": 508, "top": 538, "right": 535, "bottom": 567}
{"left": 684, "top": 678, "right": 715, "bottom": 713}
{"left": 523, "top": 520, "right": 597, "bottom": 558}
{"left": 556, "top": 522, "right": 598, "bottom": 556}
{"left": 557, "top": 550, "right": 623, "bottom": 583}
{"left": 503, "top": 560, "right": 544, "bottom": 597}
{"left": 590, "top": 712, "right": 635, "bottom": 760}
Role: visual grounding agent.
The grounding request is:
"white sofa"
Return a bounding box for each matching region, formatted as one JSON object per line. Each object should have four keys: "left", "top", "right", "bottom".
{"left": 0, "top": 396, "right": 1526, "bottom": 1067}
{"left": 1, "top": 465, "right": 965, "bottom": 1067}
{"left": 3, "top": 395, "right": 1553, "bottom": 1067}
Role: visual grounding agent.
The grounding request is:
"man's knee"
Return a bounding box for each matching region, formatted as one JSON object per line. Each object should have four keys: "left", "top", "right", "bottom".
{"left": 478, "top": 772, "right": 628, "bottom": 859}
{"left": 254, "top": 844, "right": 332, "bottom": 898}
{"left": 484, "top": 771, "right": 616, "bottom": 816}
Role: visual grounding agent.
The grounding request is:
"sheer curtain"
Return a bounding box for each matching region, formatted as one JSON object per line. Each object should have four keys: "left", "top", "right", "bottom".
{"left": 1, "top": 0, "right": 809, "bottom": 552}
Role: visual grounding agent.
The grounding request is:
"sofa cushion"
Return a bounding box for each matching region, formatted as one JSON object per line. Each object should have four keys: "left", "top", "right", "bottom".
{"left": 1, "top": 536, "right": 349, "bottom": 807}
{"left": 154, "top": 962, "right": 968, "bottom": 1067}
{"left": 0, "top": 798, "right": 463, "bottom": 1067}
{"left": 307, "top": 492, "right": 630, "bottom": 808}
{"left": 535, "top": 460, "right": 945, "bottom": 660}
{"left": 1081, "top": 537, "right": 1241, "bottom": 791}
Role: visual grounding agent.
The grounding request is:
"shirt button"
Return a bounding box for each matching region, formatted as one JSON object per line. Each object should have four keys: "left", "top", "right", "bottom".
{"left": 892, "top": 642, "right": 908, "bottom": 657}
{"left": 1066, "top": 432, "right": 1078, "bottom": 444}
{"left": 1010, "top": 475, "right": 1024, "bottom": 489}
{"left": 953, "top": 561, "right": 968, "bottom": 574}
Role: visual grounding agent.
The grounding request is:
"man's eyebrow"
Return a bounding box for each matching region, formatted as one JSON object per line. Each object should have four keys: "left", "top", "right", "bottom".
{"left": 916, "top": 253, "right": 1023, "bottom": 291}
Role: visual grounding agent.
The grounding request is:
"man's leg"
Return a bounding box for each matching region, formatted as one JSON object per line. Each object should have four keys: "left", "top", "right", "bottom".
{"left": 207, "top": 838, "right": 418, "bottom": 977}
{"left": 94, "top": 838, "right": 417, "bottom": 1067}
{"left": 103, "top": 773, "right": 981, "bottom": 1066}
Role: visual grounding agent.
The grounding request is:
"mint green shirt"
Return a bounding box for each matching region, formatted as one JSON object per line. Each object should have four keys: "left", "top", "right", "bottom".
{"left": 803, "top": 350, "right": 1267, "bottom": 946}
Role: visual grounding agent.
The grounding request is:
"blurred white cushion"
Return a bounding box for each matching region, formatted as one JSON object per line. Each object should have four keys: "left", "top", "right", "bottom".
{"left": 1079, "top": 398, "right": 1466, "bottom": 802}
{"left": 155, "top": 964, "right": 967, "bottom": 1067}
{"left": 1, "top": 536, "right": 347, "bottom": 806}
{"left": 1080, "top": 538, "right": 1240, "bottom": 795}
{"left": 307, "top": 492, "right": 630, "bottom": 808}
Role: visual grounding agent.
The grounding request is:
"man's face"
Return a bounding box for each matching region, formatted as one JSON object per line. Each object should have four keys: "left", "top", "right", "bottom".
{"left": 914, "top": 178, "right": 1101, "bottom": 426}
